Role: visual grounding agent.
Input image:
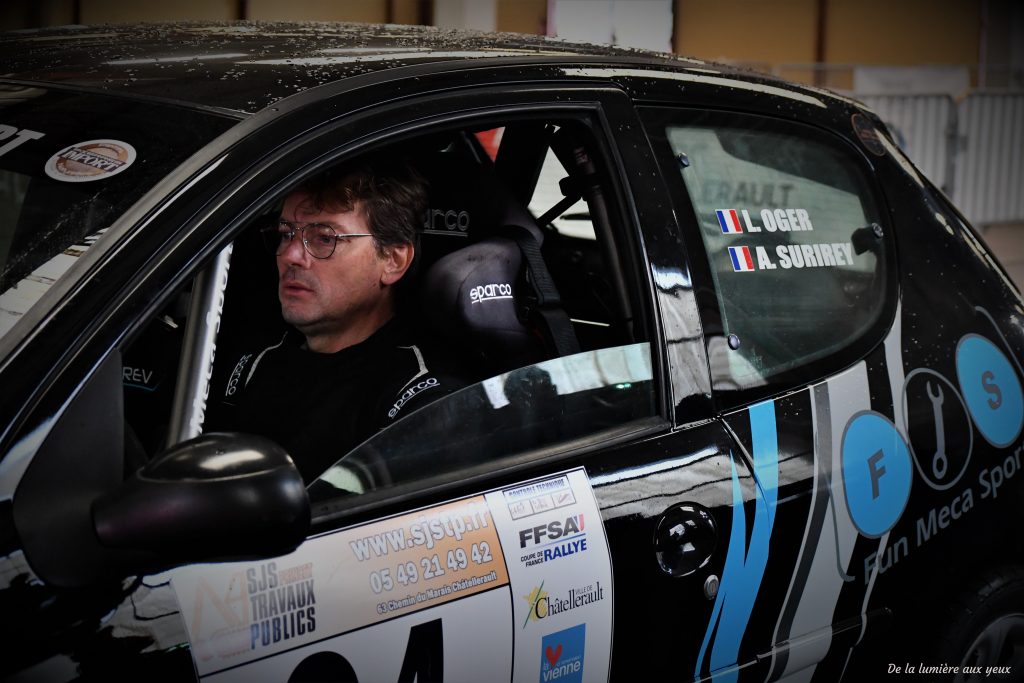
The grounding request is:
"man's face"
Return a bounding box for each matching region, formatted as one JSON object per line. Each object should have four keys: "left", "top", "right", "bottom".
{"left": 276, "top": 190, "right": 406, "bottom": 351}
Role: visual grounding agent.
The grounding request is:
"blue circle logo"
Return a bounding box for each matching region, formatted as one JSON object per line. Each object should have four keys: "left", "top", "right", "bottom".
{"left": 841, "top": 412, "right": 913, "bottom": 537}
{"left": 956, "top": 334, "right": 1024, "bottom": 448}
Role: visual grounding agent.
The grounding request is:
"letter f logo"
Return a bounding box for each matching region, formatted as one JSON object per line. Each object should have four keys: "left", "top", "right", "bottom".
{"left": 868, "top": 449, "right": 886, "bottom": 499}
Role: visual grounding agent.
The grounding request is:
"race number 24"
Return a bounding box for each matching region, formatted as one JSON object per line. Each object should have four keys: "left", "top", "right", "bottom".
{"left": 289, "top": 619, "right": 443, "bottom": 683}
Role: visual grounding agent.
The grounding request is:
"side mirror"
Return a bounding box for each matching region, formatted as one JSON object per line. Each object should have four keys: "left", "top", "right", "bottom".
{"left": 14, "top": 351, "right": 309, "bottom": 588}
{"left": 93, "top": 432, "right": 310, "bottom": 572}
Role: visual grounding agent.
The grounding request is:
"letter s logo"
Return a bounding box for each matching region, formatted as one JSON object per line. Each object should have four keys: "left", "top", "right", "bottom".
{"left": 983, "top": 370, "right": 1003, "bottom": 410}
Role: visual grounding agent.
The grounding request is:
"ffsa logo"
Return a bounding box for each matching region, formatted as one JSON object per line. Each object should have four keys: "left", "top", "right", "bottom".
{"left": 518, "top": 514, "right": 584, "bottom": 548}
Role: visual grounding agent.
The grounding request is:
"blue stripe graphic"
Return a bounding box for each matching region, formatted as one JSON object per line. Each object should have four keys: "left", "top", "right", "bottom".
{"left": 695, "top": 400, "right": 779, "bottom": 682}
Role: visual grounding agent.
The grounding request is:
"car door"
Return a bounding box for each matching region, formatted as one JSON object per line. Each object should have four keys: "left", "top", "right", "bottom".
{"left": 637, "top": 93, "right": 902, "bottom": 683}
{"left": 152, "top": 71, "right": 788, "bottom": 683}
{"left": 165, "top": 75, "right": 746, "bottom": 683}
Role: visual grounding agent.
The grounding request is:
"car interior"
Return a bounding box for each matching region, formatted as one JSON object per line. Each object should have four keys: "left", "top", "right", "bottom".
{"left": 122, "top": 116, "right": 654, "bottom": 490}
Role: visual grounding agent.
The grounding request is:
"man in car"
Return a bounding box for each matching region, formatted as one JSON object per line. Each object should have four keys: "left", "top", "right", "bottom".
{"left": 212, "top": 158, "right": 463, "bottom": 482}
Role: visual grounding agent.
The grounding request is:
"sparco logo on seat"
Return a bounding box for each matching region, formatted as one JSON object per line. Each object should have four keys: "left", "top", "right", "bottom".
{"left": 470, "top": 283, "right": 513, "bottom": 304}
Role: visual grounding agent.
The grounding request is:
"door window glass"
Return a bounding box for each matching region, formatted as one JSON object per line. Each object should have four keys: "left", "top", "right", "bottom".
{"left": 643, "top": 109, "right": 891, "bottom": 393}
{"left": 315, "top": 343, "right": 654, "bottom": 498}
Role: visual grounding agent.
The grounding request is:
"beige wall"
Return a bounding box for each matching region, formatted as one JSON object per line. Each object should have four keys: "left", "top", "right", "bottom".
{"left": 673, "top": 0, "right": 984, "bottom": 71}
{"left": 497, "top": 0, "right": 546, "bottom": 35}
{"left": 247, "top": 0, "right": 387, "bottom": 23}
{"left": 390, "top": 0, "right": 425, "bottom": 25}
{"left": 247, "top": 0, "right": 422, "bottom": 25}
{"left": 825, "top": 0, "right": 979, "bottom": 65}
{"left": 0, "top": 0, "right": 425, "bottom": 29}
{"left": 674, "top": 0, "right": 819, "bottom": 65}
{"left": 81, "top": 0, "right": 235, "bottom": 23}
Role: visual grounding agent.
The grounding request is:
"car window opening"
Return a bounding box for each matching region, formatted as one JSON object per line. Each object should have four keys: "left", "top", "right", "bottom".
{"left": 116, "top": 114, "right": 657, "bottom": 502}
{"left": 642, "top": 107, "right": 892, "bottom": 401}
{"left": 171, "top": 117, "right": 654, "bottom": 498}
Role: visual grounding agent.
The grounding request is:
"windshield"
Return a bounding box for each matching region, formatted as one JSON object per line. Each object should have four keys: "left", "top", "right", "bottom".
{"left": 0, "top": 84, "right": 236, "bottom": 337}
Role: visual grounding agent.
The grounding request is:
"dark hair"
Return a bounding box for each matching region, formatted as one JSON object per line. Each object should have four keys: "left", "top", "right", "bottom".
{"left": 295, "top": 157, "right": 427, "bottom": 261}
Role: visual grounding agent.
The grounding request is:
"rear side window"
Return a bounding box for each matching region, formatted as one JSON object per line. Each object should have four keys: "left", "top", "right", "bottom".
{"left": 642, "top": 108, "right": 893, "bottom": 395}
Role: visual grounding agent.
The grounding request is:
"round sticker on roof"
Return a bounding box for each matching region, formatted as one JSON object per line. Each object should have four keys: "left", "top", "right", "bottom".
{"left": 44, "top": 139, "right": 136, "bottom": 182}
{"left": 851, "top": 113, "right": 886, "bottom": 157}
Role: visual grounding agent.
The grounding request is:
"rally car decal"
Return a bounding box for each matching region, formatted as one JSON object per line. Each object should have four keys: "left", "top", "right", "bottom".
{"left": 0, "top": 123, "right": 45, "bottom": 159}
{"left": 695, "top": 401, "right": 779, "bottom": 683}
{"left": 958, "top": 331, "right": 1023, "bottom": 448}
{"left": 766, "top": 309, "right": 910, "bottom": 682}
{"left": 712, "top": 207, "right": 859, "bottom": 275}
{"left": 773, "top": 363, "right": 872, "bottom": 683}
{"left": 704, "top": 299, "right": 1024, "bottom": 683}
{"left": 170, "top": 468, "right": 613, "bottom": 683}
{"left": 44, "top": 138, "right": 137, "bottom": 182}
{"left": 700, "top": 312, "right": 896, "bottom": 682}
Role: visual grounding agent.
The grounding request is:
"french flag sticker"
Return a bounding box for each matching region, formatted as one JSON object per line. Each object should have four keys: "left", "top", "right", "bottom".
{"left": 716, "top": 209, "right": 744, "bottom": 234}
{"left": 728, "top": 246, "right": 755, "bottom": 272}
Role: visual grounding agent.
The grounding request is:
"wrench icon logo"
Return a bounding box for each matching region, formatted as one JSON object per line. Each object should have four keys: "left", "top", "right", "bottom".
{"left": 926, "top": 381, "right": 948, "bottom": 480}
{"left": 902, "top": 368, "right": 973, "bottom": 491}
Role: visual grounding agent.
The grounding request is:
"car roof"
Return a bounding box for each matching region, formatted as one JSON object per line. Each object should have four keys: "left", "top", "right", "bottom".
{"left": 0, "top": 21, "right": 841, "bottom": 116}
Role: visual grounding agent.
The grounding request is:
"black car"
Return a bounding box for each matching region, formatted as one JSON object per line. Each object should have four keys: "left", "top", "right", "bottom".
{"left": 1, "top": 21, "right": 1022, "bottom": 683}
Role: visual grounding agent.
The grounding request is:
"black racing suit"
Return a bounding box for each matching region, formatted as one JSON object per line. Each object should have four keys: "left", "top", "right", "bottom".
{"left": 211, "top": 319, "right": 464, "bottom": 482}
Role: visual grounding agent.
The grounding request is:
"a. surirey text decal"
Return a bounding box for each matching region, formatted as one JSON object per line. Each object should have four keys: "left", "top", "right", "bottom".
{"left": 715, "top": 208, "right": 856, "bottom": 273}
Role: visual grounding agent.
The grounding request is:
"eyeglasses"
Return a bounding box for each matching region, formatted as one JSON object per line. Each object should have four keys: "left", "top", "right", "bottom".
{"left": 262, "top": 220, "right": 374, "bottom": 259}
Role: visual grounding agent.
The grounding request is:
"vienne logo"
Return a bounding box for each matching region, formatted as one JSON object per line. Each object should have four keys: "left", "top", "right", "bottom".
{"left": 522, "top": 581, "right": 605, "bottom": 628}
{"left": 469, "top": 283, "right": 513, "bottom": 304}
{"left": 539, "top": 623, "right": 586, "bottom": 683}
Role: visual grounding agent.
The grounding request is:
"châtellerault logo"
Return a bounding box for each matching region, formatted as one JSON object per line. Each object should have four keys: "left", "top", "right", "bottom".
{"left": 539, "top": 623, "right": 586, "bottom": 683}
{"left": 522, "top": 581, "right": 605, "bottom": 628}
{"left": 523, "top": 584, "right": 550, "bottom": 626}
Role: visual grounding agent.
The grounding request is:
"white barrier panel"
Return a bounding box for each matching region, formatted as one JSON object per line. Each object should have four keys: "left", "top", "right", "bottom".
{"left": 953, "top": 93, "right": 1024, "bottom": 227}
{"left": 859, "top": 94, "right": 956, "bottom": 194}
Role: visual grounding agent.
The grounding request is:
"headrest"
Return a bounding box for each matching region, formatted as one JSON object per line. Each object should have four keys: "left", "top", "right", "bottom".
{"left": 420, "top": 236, "right": 544, "bottom": 375}
{"left": 414, "top": 142, "right": 560, "bottom": 377}
{"left": 417, "top": 151, "right": 542, "bottom": 265}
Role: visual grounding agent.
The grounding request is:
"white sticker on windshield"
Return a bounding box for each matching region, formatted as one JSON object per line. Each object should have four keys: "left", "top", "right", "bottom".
{"left": 44, "top": 139, "right": 136, "bottom": 182}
